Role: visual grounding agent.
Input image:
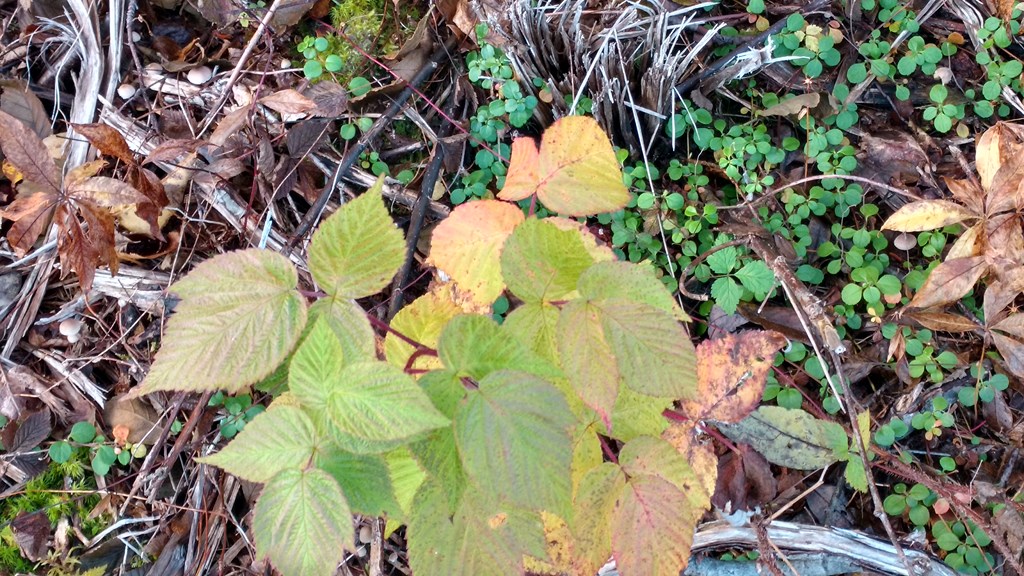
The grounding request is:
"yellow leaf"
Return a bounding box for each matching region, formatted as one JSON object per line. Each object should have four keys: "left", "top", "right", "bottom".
{"left": 498, "top": 116, "right": 629, "bottom": 217}
{"left": 881, "top": 200, "right": 978, "bottom": 232}
{"left": 384, "top": 287, "right": 463, "bottom": 372}
{"left": 426, "top": 200, "right": 524, "bottom": 306}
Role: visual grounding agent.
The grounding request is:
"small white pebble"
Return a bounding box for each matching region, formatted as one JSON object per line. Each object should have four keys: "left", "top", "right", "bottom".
{"left": 117, "top": 83, "right": 137, "bottom": 99}
{"left": 131, "top": 31, "right": 142, "bottom": 43}
{"left": 279, "top": 59, "right": 292, "bottom": 70}
{"left": 59, "top": 318, "right": 83, "bottom": 337}
{"left": 358, "top": 525, "right": 372, "bottom": 544}
{"left": 186, "top": 65, "right": 213, "bottom": 85}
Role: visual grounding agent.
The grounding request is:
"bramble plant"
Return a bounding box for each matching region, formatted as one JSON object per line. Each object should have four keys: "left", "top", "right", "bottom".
{"left": 137, "top": 116, "right": 786, "bottom": 576}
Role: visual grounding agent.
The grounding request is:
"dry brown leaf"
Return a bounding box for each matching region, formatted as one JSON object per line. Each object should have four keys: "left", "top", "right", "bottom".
{"left": 909, "top": 256, "right": 988, "bottom": 309}
{"left": 903, "top": 310, "right": 980, "bottom": 333}
{"left": 0, "top": 80, "right": 52, "bottom": 139}
{"left": 0, "top": 109, "right": 60, "bottom": 195}
{"left": 210, "top": 104, "right": 253, "bottom": 148}
{"left": 104, "top": 395, "right": 161, "bottom": 445}
{"left": 142, "top": 138, "right": 204, "bottom": 165}
{"left": 259, "top": 89, "right": 317, "bottom": 115}
{"left": 759, "top": 93, "right": 821, "bottom": 117}
{"left": 991, "top": 331, "right": 1024, "bottom": 378}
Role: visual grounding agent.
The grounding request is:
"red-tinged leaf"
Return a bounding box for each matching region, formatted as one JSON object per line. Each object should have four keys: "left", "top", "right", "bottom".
{"left": 685, "top": 331, "right": 788, "bottom": 423}
{"left": 71, "top": 122, "right": 136, "bottom": 165}
{"left": 59, "top": 203, "right": 117, "bottom": 291}
{"left": 558, "top": 300, "right": 619, "bottom": 427}
{"left": 909, "top": 256, "right": 988, "bottom": 309}
{"left": 903, "top": 310, "right": 980, "bottom": 333}
{"left": 945, "top": 176, "right": 985, "bottom": 215}
{"left": 0, "top": 109, "right": 60, "bottom": 194}
{"left": 426, "top": 200, "right": 524, "bottom": 306}
{"left": 991, "top": 332, "right": 1024, "bottom": 379}
{"left": 993, "top": 313, "right": 1024, "bottom": 339}
{"left": 612, "top": 475, "right": 697, "bottom": 576}
{"left": 946, "top": 222, "right": 982, "bottom": 259}
{"left": 131, "top": 166, "right": 169, "bottom": 206}
{"left": 497, "top": 116, "right": 629, "bottom": 217}
{"left": 142, "top": 138, "right": 203, "bottom": 165}
{"left": 0, "top": 190, "right": 56, "bottom": 254}
{"left": 881, "top": 200, "right": 979, "bottom": 232}
{"left": 572, "top": 463, "right": 626, "bottom": 576}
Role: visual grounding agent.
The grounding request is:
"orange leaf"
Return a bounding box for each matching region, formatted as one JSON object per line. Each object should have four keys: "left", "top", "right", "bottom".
{"left": 909, "top": 256, "right": 988, "bottom": 309}
{"left": 0, "top": 190, "right": 56, "bottom": 254}
{"left": 426, "top": 200, "right": 524, "bottom": 306}
{"left": 497, "top": 116, "right": 629, "bottom": 216}
{"left": 881, "top": 200, "right": 979, "bottom": 232}
{"left": 684, "top": 331, "right": 787, "bottom": 423}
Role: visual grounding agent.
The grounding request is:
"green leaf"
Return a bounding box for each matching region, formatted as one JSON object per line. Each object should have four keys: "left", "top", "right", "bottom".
{"left": 308, "top": 176, "right": 405, "bottom": 299}
{"left": 844, "top": 458, "right": 867, "bottom": 492}
{"left": 140, "top": 249, "right": 307, "bottom": 394}
{"left": 326, "top": 362, "right": 450, "bottom": 448}
{"left": 594, "top": 299, "right": 698, "bottom": 399}
{"left": 454, "top": 370, "right": 573, "bottom": 513}
{"left": 439, "top": 314, "right": 560, "bottom": 381}
{"left": 717, "top": 406, "right": 845, "bottom": 470}
{"left": 198, "top": 405, "right": 319, "bottom": 483}
{"left": 70, "top": 421, "right": 97, "bottom": 443}
{"left": 253, "top": 468, "right": 352, "bottom": 576}
{"left": 49, "top": 441, "right": 72, "bottom": 463}
{"left": 734, "top": 261, "right": 775, "bottom": 298}
{"left": 577, "top": 261, "right": 689, "bottom": 321}
{"left": 706, "top": 246, "right": 737, "bottom": 275}
{"left": 308, "top": 298, "right": 376, "bottom": 365}
{"left": 610, "top": 387, "right": 672, "bottom": 443}
{"left": 409, "top": 424, "right": 466, "bottom": 512}
{"left": 316, "top": 444, "right": 402, "bottom": 517}
{"left": 500, "top": 218, "right": 595, "bottom": 302}
{"left": 290, "top": 318, "right": 346, "bottom": 418}
{"left": 710, "top": 277, "right": 742, "bottom": 314}
{"left": 408, "top": 483, "right": 545, "bottom": 576}
{"left": 503, "top": 302, "right": 561, "bottom": 364}
{"left": 384, "top": 447, "right": 427, "bottom": 520}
